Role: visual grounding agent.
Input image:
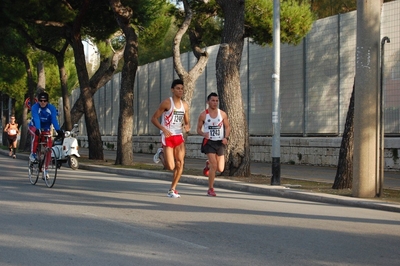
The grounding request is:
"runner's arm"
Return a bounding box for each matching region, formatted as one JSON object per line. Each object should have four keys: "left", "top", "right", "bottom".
{"left": 196, "top": 112, "right": 207, "bottom": 138}
{"left": 183, "top": 101, "right": 190, "bottom": 133}
{"left": 222, "top": 111, "right": 230, "bottom": 144}
{"left": 50, "top": 105, "right": 61, "bottom": 131}
{"left": 151, "top": 99, "right": 171, "bottom": 136}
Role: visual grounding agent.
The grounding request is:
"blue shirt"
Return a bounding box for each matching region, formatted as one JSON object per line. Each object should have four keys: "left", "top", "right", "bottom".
{"left": 30, "top": 103, "right": 60, "bottom": 131}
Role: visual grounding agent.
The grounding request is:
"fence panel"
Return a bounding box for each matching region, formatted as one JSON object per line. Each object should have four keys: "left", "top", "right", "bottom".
{"left": 62, "top": 2, "right": 400, "bottom": 138}
{"left": 280, "top": 42, "right": 305, "bottom": 135}
{"left": 382, "top": 1, "right": 400, "bottom": 135}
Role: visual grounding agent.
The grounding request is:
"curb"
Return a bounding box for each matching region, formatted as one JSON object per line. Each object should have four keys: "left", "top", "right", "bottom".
{"left": 79, "top": 164, "right": 400, "bottom": 213}
{"left": 1, "top": 149, "right": 399, "bottom": 213}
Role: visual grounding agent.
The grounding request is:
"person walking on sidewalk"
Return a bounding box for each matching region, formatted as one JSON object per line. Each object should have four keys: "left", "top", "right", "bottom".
{"left": 4, "top": 115, "right": 20, "bottom": 159}
{"left": 197, "top": 92, "right": 230, "bottom": 196}
{"left": 28, "top": 91, "right": 63, "bottom": 162}
{"left": 151, "top": 79, "right": 190, "bottom": 198}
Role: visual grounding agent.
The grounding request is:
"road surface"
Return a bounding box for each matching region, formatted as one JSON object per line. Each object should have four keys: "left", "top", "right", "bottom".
{"left": 1, "top": 155, "right": 400, "bottom": 265}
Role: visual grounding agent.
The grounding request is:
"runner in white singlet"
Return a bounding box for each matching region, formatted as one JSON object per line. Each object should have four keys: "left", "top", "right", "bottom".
{"left": 4, "top": 116, "right": 20, "bottom": 158}
{"left": 151, "top": 79, "right": 190, "bottom": 198}
{"left": 197, "top": 92, "right": 230, "bottom": 197}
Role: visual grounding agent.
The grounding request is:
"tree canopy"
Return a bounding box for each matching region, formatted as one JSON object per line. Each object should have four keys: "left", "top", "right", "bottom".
{"left": 309, "top": 0, "right": 394, "bottom": 18}
{"left": 245, "top": 0, "right": 315, "bottom": 46}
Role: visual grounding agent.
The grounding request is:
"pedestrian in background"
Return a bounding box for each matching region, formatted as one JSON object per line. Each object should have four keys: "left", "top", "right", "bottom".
{"left": 4, "top": 115, "right": 19, "bottom": 159}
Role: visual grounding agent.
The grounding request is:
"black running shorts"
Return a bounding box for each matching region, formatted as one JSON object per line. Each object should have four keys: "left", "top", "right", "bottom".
{"left": 201, "top": 138, "right": 225, "bottom": 156}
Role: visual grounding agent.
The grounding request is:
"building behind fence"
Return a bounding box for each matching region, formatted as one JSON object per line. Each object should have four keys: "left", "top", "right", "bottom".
{"left": 61, "top": 1, "right": 400, "bottom": 170}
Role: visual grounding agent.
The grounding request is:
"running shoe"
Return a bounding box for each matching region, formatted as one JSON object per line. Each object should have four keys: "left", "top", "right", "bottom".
{"left": 203, "top": 160, "right": 209, "bottom": 177}
{"left": 12, "top": 154, "right": 16, "bottom": 159}
{"left": 167, "top": 189, "right": 181, "bottom": 198}
{"left": 29, "top": 153, "right": 37, "bottom": 162}
{"left": 9, "top": 150, "right": 12, "bottom": 157}
{"left": 153, "top": 148, "right": 163, "bottom": 164}
{"left": 207, "top": 188, "right": 217, "bottom": 197}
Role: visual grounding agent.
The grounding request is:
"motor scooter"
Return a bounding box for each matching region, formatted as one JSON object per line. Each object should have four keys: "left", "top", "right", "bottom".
{"left": 52, "top": 124, "right": 80, "bottom": 170}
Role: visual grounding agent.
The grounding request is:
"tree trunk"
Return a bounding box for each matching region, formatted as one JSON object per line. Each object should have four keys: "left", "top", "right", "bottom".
{"left": 333, "top": 82, "right": 355, "bottom": 189}
{"left": 56, "top": 43, "right": 73, "bottom": 130}
{"left": 1, "top": 94, "right": 9, "bottom": 146}
{"left": 16, "top": 25, "right": 73, "bottom": 131}
{"left": 21, "top": 106, "right": 30, "bottom": 152}
{"left": 71, "top": 40, "right": 104, "bottom": 160}
{"left": 173, "top": 0, "right": 209, "bottom": 108}
{"left": 109, "top": 0, "right": 136, "bottom": 165}
{"left": 67, "top": 50, "right": 123, "bottom": 127}
{"left": 215, "top": 0, "right": 250, "bottom": 176}
{"left": 68, "top": 0, "right": 104, "bottom": 160}
{"left": 19, "top": 52, "right": 36, "bottom": 152}
{"left": 36, "top": 61, "right": 45, "bottom": 95}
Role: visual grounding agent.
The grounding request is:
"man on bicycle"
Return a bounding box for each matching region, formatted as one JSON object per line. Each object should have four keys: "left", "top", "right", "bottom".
{"left": 29, "top": 91, "right": 63, "bottom": 162}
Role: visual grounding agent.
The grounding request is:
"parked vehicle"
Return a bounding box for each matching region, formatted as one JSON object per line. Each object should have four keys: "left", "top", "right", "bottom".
{"left": 52, "top": 124, "right": 80, "bottom": 170}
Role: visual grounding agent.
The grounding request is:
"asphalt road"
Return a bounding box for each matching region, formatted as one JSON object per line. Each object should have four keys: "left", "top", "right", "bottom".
{"left": 1, "top": 155, "right": 400, "bottom": 266}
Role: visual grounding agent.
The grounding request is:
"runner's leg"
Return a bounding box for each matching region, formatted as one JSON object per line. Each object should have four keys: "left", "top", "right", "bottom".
{"left": 170, "top": 142, "right": 185, "bottom": 190}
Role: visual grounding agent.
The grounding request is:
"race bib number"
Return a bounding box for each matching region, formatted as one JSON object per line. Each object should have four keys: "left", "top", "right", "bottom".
{"left": 209, "top": 128, "right": 221, "bottom": 137}
{"left": 173, "top": 114, "right": 183, "bottom": 123}
{"left": 173, "top": 110, "right": 184, "bottom": 124}
{"left": 208, "top": 125, "right": 222, "bottom": 140}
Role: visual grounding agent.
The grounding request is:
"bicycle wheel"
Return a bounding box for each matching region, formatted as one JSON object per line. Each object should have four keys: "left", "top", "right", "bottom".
{"left": 28, "top": 160, "right": 39, "bottom": 185}
{"left": 43, "top": 148, "right": 58, "bottom": 188}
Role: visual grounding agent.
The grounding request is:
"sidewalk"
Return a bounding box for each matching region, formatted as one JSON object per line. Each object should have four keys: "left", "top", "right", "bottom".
{"left": 81, "top": 148, "right": 400, "bottom": 190}
{"left": 76, "top": 148, "right": 400, "bottom": 213}
{"left": 2, "top": 148, "right": 400, "bottom": 213}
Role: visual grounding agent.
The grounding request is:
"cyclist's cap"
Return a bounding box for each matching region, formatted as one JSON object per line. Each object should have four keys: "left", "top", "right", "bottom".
{"left": 38, "top": 92, "right": 49, "bottom": 101}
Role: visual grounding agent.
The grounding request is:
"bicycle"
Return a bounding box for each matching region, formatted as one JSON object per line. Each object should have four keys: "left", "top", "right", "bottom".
{"left": 28, "top": 131, "right": 59, "bottom": 188}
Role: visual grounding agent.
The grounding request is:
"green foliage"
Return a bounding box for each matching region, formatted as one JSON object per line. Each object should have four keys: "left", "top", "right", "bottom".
{"left": 0, "top": 71, "right": 26, "bottom": 99}
{"left": 140, "top": 15, "right": 172, "bottom": 46}
{"left": 65, "top": 49, "right": 78, "bottom": 92}
{"left": 136, "top": 0, "right": 174, "bottom": 25}
{"left": 245, "top": 0, "right": 316, "bottom": 46}
{"left": 156, "top": 0, "right": 314, "bottom": 65}
{"left": 139, "top": 17, "right": 190, "bottom": 65}
{"left": 138, "top": 1, "right": 187, "bottom": 64}
{"left": 193, "top": 15, "right": 223, "bottom": 48}
{"left": 179, "top": 0, "right": 223, "bottom": 47}
{"left": 110, "top": 36, "right": 125, "bottom": 52}
{"left": 138, "top": 0, "right": 222, "bottom": 65}
{"left": 0, "top": 56, "right": 26, "bottom": 88}
{"left": 0, "top": 25, "right": 32, "bottom": 104}
{"left": 27, "top": 47, "right": 78, "bottom": 103}
{"left": 309, "top": 0, "right": 394, "bottom": 19}
{"left": 310, "top": 0, "right": 356, "bottom": 18}
{"left": 245, "top": 0, "right": 274, "bottom": 45}
{"left": 281, "top": 0, "right": 316, "bottom": 45}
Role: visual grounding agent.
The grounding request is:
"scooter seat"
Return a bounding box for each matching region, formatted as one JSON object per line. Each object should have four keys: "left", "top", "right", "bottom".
{"left": 53, "top": 139, "right": 63, "bottom": 145}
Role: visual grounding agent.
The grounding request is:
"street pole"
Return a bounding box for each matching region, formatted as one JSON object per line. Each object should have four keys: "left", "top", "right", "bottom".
{"left": 353, "top": 0, "right": 382, "bottom": 198}
{"left": 378, "top": 36, "right": 390, "bottom": 197}
{"left": 271, "top": 0, "right": 281, "bottom": 185}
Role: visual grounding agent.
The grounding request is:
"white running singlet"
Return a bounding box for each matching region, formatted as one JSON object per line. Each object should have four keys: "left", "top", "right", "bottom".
{"left": 204, "top": 109, "right": 224, "bottom": 141}
{"left": 161, "top": 97, "right": 185, "bottom": 135}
